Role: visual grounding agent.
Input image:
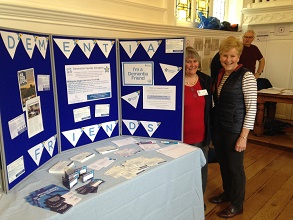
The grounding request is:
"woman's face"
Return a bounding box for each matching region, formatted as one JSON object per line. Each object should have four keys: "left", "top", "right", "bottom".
{"left": 220, "top": 48, "right": 240, "bottom": 73}
{"left": 185, "top": 57, "right": 199, "bottom": 76}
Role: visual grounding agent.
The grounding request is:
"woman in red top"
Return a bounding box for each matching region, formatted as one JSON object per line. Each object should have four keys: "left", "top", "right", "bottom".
{"left": 184, "top": 46, "right": 213, "bottom": 209}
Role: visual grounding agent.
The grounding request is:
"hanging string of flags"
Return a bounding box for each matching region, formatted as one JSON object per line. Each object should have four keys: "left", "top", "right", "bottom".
{"left": 120, "top": 40, "right": 162, "bottom": 59}
{"left": 53, "top": 38, "right": 115, "bottom": 59}
{"left": 0, "top": 30, "right": 49, "bottom": 59}
{"left": 27, "top": 135, "right": 57, "bottom": 166}
{"left": 0, "top": 30, "right": 117, "bottom": 60}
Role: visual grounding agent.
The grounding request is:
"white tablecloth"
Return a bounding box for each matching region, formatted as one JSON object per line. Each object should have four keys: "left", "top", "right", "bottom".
{"left": 0, "top": 136, "right": 206, "bottom": 220}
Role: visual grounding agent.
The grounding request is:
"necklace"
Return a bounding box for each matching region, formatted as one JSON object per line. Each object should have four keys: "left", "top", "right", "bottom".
{"left": 185, "top": 75, "right": 198, "bottom": 85}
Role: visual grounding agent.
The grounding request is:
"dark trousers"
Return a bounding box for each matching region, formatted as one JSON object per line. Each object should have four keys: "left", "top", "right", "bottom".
{"left": 191, "top": 141, "right": 209, "bottom": 194}
{"left": 212, "top": 130, "right": 245, "bottom": 209}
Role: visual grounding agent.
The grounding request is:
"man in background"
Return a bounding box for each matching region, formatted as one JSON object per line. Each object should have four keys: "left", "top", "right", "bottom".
{"left": 239, "top": 29, "right": 265, "bottom": 80}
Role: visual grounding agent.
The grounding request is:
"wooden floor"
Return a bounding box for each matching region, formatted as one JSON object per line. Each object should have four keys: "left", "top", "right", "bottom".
{"left": 204, "top": 140, "right": 293, "bottom": 219}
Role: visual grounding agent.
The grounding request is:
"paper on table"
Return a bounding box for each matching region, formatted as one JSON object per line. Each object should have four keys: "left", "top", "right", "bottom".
{"left": 156, "top": 143, "right": 197, "bottom": 158}
{"left": 111, "top": 137, "right": 138, "bottom": 147}
{"left": 258, "top": 88, "right": 281, "bottom": 94}
{"left": 139, "top": 143, "right": 161, "bottom": 151}
{"left": 49, "top": 161, "right": 75, "bottom": 174}
{"left": 70, "top": 152, "right": 95, "bottom": 163}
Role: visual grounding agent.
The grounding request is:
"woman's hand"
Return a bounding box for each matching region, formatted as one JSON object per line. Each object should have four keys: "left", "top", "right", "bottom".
{"left": 235, "top": 136, "right": 247, "bottom": 152}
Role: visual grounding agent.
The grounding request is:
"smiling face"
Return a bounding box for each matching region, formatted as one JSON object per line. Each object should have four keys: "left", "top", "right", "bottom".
{"left": 220, "top": 48, "right": 240, "bottom": 74}
{"left": 185, "top": 57, "right": 199, "bottom": 77}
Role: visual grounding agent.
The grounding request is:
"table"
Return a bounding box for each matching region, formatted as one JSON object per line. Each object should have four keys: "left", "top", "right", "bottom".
{"left": 0, "top": 136, "right": 206, "bottom": 220}
{"left": 254, "top": 91, "right": 293, "bottom": 136}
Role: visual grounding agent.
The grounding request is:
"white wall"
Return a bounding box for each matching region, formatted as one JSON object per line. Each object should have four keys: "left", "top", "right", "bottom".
{"left": 252, "top": 24, "right": 293, "bottom": 119}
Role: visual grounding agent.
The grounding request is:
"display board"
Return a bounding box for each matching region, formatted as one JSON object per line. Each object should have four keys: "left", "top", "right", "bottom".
{"left": 0, "top": 29, "right": 58, "bottom": 191}
{"left": 119, "top": 38, "right": 185, "bottom": 141}
{"left": 52, "top": 35, "right": 119, "bottom": 152}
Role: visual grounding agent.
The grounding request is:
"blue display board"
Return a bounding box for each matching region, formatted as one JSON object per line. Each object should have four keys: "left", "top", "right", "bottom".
{"left": 119, "top": 38, "right": 185, "bottom": 140}
{"left": 52, "top": 36, "right": 119, "bottom": 152}
{"left": 0, "top": 29, "right": 58, "bottom": 191}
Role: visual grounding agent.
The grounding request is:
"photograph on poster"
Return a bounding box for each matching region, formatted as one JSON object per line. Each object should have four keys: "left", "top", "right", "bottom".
{"left": 143, "top": 86, "right": 176, "bottom": 110}
{"left": 26, "top": 96, "right": 44, "bottom": 138}
{"left": 122, "top": 61, "right": 154, "bottom": 86}
{"left": 211, "top": 39, "right": 220, "bottom": 51}
{"left": 194, "top": 38, "right": 204, "bottom": 51}
{"left": 204, "top": 38, "right": 211, "bottom": 55}
{"left": 65, "top": 63, "right": 112, "bottom": 105}
{"left": 17, "top": 68, "right": 37, "bottom": 111}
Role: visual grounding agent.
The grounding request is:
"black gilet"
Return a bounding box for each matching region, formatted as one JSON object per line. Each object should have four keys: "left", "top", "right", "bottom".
{"left": 216, "top": 66, "right": 248, "bottom": 133}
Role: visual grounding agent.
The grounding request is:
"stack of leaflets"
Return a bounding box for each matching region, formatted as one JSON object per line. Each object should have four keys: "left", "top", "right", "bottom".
{"left": 75, "top": 178, "right": 105, "bottom": 195}
{"left": 25, "top": 184, "right": 81, "bottom": 214}
{"left": 62, "top": 166, "right": 95, "bottom": 189}
{"left": 70, "top": 152, "right": 95, "bottom": 163}
{"left": 48, "top": 161, "right": 75, "bottom": 174}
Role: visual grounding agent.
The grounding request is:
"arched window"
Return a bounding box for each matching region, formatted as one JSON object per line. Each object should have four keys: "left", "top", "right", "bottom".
{"left": 176, "top": 0, "right": 226, "bottom": 23}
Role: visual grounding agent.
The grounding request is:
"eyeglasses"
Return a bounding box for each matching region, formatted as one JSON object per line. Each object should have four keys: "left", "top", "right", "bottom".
{"left": 243, "top": 36, "right": 254, "bottom": 39}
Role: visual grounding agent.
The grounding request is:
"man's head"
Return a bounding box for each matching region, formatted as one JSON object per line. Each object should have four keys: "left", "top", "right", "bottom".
{"left": 242, "top": 30, "right": 255, "bottom": 47}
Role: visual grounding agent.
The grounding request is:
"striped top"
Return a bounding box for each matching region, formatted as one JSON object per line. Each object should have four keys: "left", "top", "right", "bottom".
{"left": 217, "top": 71, "right": 257, "bottom": 130}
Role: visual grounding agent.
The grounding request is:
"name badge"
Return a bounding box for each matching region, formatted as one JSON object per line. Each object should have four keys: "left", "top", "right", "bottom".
{"left": 197, "top": 89, "right": 208, "bottom": 96}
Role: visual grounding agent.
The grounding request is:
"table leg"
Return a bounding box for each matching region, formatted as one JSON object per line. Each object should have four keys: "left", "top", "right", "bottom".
{"left": 267, "top": 102, "right": 277, "bottom": 119}
{"left": 254, "top": 102, "right": 265, "bottom": 136}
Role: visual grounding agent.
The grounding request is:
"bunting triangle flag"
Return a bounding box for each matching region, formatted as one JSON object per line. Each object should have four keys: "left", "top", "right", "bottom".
{"left": 123, "top": 119, "right": 140, "bottom": 135}
{"left": 159, "top": 63, "right": 182, "bottom": 82}
{"left": 20, "top": 33, "right": 36, "bottom": 59}
{"left": 54, "top": 38, "right": 76, "bottom": 59}
{"left": 82, "top": 124, "right": 101, "bottom": 142}
{"left": 121, "top": 91, "right": 140, "bottom": 108}
{"left": 96, "top": 40, "right": 114, "bottom": 58}
{"left": 120, "top": 41, "right": 140, "bottom": 59}
{"left": 0, "top": 30, "right": 20, "bottom": 59}
{"left": 141, "top": 40, "right": 161, "bottom": 58}
{"left": 77, "top": 39, "right": 96, "bottom": 59}
{"left": 35, "top": 36, "right": 48, "bottom": 59}
{"left": 43, "top": 135, "right": 57, "bottom": 157}
{"left": 101, "top": 121, "right": 118, "bottom": 137}
{"left": 62, "top": 128, "right": 83, "bottom": 147}
{"left": 28, "top": 143, "right": 44, "bottom": 166}
{"left": 140, "top": 121, "right": 161, "bottom": 137}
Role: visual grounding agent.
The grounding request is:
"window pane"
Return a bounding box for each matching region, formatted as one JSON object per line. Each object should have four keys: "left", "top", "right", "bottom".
{"left": 213, "top": 0, "right": 225, "bottom": 22}
{"left": 176, "top": 0, "right": 191, "bottom": 21}
{"left": 195, "top": 0, "right": 209, "bottom": 22}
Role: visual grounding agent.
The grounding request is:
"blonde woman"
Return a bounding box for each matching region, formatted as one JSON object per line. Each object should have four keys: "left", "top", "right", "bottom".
{"left": 209, "top": 37, "right": 257, "bottom": 218}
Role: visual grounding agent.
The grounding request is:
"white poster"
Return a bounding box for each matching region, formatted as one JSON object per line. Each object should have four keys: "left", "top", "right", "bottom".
{"left": 143, "top": 86, "right": 176, "bottom": 110}
{"left": 37, "top": 74, "right": 50, "bottom": 91}
{"left": 73, "top": 106, "right": 91, "bottom": 123}
{"left": 65, "top": 63, "right": 112, "bottom": 104}
{"left": 26, "top": 96, "right": 44, "bottom": 138}
{"left": 95, "top": 104, "right": 110, "bottom": 117}
{"left": 165, "top": 39, "right": 184, "bottom": 53}
{"left": 122, "top": 62, "right": 154, "bottom": 86}
{"left": 7, "top": 156, "right": 25, "bottom": 184}
{"left": 8, "top": 114, "right": 27, "bottom": 139}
